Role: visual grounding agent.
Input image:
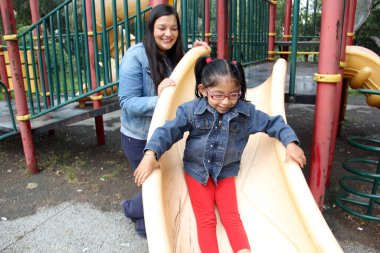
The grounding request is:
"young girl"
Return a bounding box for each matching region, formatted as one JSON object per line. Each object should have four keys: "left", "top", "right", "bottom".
{"left": 134, "top": 57, "right": 306, "bottom": 252}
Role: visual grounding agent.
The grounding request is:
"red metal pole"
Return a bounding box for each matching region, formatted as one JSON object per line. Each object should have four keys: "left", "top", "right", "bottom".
{"left": 217, "top": 0, "right": 228, "bottom": 59}
{"left": 281, "top": 0, "right": 292, "bottom": 60}
{"left": 346, "top": 0, "right": 357, "bottom": 46}
{"left": 204, "top": 0, "right": 211, "bottom": 45}
{"left": 308, "top": 0, "right": 344, "bottom": 208}
{"left": 29, "top": 0, "right": 51, "bottom": 107}
{"left": 268, "top": 1, "right": 276, "bottom": 62}
{"left": 0, "top": 36, "right": 11, "bottom": 100}
{"left": 326, "top": 0, "right": 351, "bottom": 187}
{"left": 86, "top": 0, "right": 105, "bottom": 145}
{"left": 1, "top": 0, "right": 39, "bottom": 174}
{"left": 337, "top": 0, "right": 357, "bottom": 136}
{"left": 150, "top": 0, "right": 168, "bottom": 6}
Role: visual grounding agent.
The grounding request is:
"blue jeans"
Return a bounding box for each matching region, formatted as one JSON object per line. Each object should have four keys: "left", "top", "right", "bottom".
{"left": 121, "top": 133, "right": 146, "bottom": 235}
{"left": 121, "top": 134, "right": 146, "bottom": 170}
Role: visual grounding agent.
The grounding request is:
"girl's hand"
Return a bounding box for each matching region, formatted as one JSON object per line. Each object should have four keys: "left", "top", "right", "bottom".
{"left": 192, "top": 39, "right": 210, "bottom": 49}
{"left": 134, "top": 151, "right": 160, "bottom": 186}
{"left": 285, "top": 142, "right": 307, "bottom": 168}
{"left": 157, "top": 78, "right": 176, "bottom": 96}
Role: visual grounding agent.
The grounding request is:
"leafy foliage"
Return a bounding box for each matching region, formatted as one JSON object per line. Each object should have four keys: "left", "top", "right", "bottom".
{"left": 355, "top": 2, "right": 380, "bottom": 55}
{"left": 0, "top": 0, "right": 62, "bottom": 35}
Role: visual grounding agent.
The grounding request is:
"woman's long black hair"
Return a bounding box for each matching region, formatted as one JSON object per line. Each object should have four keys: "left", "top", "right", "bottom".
{"left": 194, "top": 57, "right": 247, "bottom": 101}
{"left": 143, "top": 4, "right": 184, "bottom": 90}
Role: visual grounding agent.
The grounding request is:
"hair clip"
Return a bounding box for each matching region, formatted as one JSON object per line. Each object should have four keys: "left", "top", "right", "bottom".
{"left": 205, "top": 57, "right": 212, "bottom": 64}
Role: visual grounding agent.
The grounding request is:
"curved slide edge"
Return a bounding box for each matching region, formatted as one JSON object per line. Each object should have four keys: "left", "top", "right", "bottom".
{"left": 344, "top": 45, "right": 380, "bottom": 108}
{"left": 143, "top": 47, "right": 343, "bottom": 252}
{"left": 270, "top": 61, "right": 344, "bottom": 253}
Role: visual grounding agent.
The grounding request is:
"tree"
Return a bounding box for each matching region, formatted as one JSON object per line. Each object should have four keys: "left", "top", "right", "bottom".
{"left": 356, "top": 0, "right": 380, "bottom": 55}
{"left": 0, "top": 0, "right": 62, "bottom": 35}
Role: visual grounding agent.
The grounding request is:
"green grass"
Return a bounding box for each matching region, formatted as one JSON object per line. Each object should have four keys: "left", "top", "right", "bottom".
{"left": 347, "top": 87, "right": 362, "bottom": 96}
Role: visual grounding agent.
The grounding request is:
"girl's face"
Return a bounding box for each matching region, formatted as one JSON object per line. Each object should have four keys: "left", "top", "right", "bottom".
{"left": 153, "top": 14, "right": 179, "bottom": 54}
{"left": 198, "top": 79, "right": 241, "bottom": 114}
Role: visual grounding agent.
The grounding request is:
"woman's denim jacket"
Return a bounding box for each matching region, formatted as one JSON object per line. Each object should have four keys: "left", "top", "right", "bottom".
{"left": 145, "top": 98, "right": 300, "bottom": 185}
{"left": 118, "top": 43, "right": 158, "bottom": 140}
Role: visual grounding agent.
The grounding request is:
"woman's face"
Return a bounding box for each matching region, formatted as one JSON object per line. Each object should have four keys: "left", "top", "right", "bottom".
{"left": 153, "top": 14, "right": 179, "bottom": 54}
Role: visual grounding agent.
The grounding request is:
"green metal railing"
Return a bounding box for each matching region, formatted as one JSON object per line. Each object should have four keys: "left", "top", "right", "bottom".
{"left": 16, "top": 0, "right": 151, "bottom": 120}
{"left": 275, "top": 0, "right": 322, "bottom": 97}
{"left": 181, "top": 0, "right": 269, "bottom": 64}
{"left": 337, "top": 136, "right": 380, "bottom": 221}
{"left": 276, "top": 0, "right": 321, "bottom": 60}
{"left": 2, "top": 0, "right": 270, "bottom": 140}
{"left": 229, "top": 0, "right": 269, "bottom": 64}
{"left": 336, "top": 89, "right": 380, "bottom": 221}
{"left": 0, "top": 81, "right": 18, "bottom": 140}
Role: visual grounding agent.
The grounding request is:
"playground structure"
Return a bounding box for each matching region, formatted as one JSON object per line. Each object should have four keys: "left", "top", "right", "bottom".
{"left": 0, "top": 0, "right": 269, "bottom": 170}
{"left": 0, "top": 0, "right": 380, "bottom": 250}
{"left": 344, "top": 45, "right": 380, "bottom": 108}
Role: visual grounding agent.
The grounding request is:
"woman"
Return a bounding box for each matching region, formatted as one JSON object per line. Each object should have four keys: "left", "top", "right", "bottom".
{"left": 118, "top": 4, "right": 208, "bottom": 237}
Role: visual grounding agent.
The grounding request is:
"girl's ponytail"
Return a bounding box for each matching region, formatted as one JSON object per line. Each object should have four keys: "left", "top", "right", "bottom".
{"left": 194, "top": 56, "right": 209, "bottom": 97}
{"left": 229, "top": 61, "right": 247, "bottom": 100}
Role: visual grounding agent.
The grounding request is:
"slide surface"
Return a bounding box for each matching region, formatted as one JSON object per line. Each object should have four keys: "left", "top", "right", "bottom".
{"left": 142, "top": 47, "right": 344, "bottom": 253}
{"left": 344, "top": 45, "right": 380, "bottom": 108}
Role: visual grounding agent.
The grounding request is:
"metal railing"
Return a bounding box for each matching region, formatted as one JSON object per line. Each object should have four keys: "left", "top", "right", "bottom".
{"left": 181, "top": 0, "right": 269, "bottom": 65}
{"left": 15, "top": 0, "right": 151, "bottom": 120}
{"left": 0, "top": 81, "right": 17, "bottom": 140}
{"left": 2, "top": 0, "right": 270, "bottom": 135}
{"left": 275, "top": 0, "right": 321, "bottom": 63}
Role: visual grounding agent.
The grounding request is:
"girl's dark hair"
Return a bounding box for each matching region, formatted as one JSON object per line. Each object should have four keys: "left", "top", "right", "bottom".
{"left": 194, "top": 57, "right": 247, "bottom": 100}
{"left": 143, "top": 4, "right": 184, "bottom": 89}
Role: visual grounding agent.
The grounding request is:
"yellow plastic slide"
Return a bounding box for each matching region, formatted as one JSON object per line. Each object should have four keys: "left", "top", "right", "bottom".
{"left": 344, "top": 45, "right": 380, "bottom": 108}
{"left": 142, "top": 46, "right": 343, "bottom": 253}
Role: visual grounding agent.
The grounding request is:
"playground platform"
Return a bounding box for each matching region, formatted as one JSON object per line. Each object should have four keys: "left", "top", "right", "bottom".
{"left": 245, "top": 61, "right": 318, "bottom": 104}
{"left": 0, "top": 98, "right": 120, "bottom": 137}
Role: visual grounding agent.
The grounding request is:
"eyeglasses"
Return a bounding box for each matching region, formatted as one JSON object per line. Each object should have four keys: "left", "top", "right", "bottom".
{"left": 206, "top": 88, "right": 242, "bottom": 101}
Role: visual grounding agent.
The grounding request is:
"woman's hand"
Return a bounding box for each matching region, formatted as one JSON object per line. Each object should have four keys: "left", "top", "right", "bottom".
{"left": 192, "top": 39, "right": 210, "bottom": 49}
{"left": 157, "top": 78, "right": 176, "bottom": 96}
{"left": 285, "top": 142, "right": 307, "bottom": 168}
{"left": 134, "top": 151, "right": 160, "bottom": 186}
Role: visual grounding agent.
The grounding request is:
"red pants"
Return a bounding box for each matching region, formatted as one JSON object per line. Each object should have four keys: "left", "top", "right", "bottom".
{"left": 185, "top": 173, "right": 250, "bottom": 253}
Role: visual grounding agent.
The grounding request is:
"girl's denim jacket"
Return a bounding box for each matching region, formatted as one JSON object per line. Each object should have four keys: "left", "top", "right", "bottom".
{"left": 118, "top": 43, "right": 158, "bottom": 140}
{"left": 145, "top": 98, "right": 300, "bottom": 185}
